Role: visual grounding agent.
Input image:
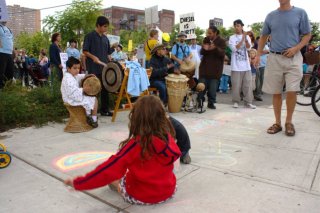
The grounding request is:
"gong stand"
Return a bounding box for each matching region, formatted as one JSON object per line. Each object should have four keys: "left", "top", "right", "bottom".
{"left": 112, "top": 68, "right": 133, "bottom": 122}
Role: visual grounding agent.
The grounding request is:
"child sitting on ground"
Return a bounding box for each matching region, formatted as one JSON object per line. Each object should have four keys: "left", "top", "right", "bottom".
{"left": 64, "top": 95, "right": 181, "bottom": 205}
{"left": 61, "top": 56, "right": 98, "bottom": 128}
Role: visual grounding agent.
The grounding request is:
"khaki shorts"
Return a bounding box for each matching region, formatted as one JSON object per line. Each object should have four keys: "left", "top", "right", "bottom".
{"left": 262, "top": 52, "right": 303, "bottom": 94}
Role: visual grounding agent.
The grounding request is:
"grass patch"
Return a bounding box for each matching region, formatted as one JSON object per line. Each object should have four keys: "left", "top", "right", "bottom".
{"left": 0, "top": 81, "right": 68, "bottom": 132}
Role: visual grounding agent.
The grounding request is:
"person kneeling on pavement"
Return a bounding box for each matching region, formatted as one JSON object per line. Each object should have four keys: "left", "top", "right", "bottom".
{"left": 169, "top": 116, "right": 192, "bottom": 164}
{"left": 61, "top": 57, "right": 99, "bottom": 128}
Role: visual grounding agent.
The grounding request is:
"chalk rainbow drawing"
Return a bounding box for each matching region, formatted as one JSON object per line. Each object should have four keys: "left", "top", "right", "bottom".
{"left": 54, "top": 151, "right": 114, "bottom": 172}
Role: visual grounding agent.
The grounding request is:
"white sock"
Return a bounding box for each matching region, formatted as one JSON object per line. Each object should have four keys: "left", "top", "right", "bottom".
{"left": 92, "top": 116, "right": 97, "bottom": 122}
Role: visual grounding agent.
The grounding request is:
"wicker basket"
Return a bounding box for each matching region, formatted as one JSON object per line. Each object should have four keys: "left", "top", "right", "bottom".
{"left": 305, "top": 51, "right": 320, "bottom": 65}
{"left": 64, "top": 104, "right": 93, "bottom": 133}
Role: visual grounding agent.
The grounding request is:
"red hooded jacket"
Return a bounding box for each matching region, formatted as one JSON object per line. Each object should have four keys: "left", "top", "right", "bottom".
{"left": 73, "top": 134, "right": 181, "bottom": 203}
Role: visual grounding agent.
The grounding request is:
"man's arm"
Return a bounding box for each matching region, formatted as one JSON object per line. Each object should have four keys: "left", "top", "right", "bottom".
{"left": 255, "top": 35, "right": 269, "bottom": 66}
{"left": 83, "top": 50, "right": 100, "bottom": 64}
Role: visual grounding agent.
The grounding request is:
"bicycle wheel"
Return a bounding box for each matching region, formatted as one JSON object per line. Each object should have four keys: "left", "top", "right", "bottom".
{"left": 311, "top": 85, "right": 320, "bottom": 117}
{"left": 297, "top": 73, "right": 320, "bottom": 106}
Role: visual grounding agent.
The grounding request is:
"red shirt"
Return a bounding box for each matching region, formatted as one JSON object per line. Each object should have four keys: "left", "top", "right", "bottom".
{"left": 73, "top": 134, "right": 181, "bottom": 203}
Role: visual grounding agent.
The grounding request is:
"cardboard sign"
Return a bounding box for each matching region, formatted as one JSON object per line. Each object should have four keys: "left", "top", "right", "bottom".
{"left": 156, "top": 26, "right": 163, "bottom": 44}
{"left": 60, "top": 53, "right": 68, "bottom": 73}
{"left": 145, "top": 5, "right": 159, "bottom": 25}
{"left": 179, "top": 13, "right": 196, "bottom": 40}
{"left": 0, "top": 0, "right": 9, "bottom": 21}
{"left": 107, "top": 34, "right": 120, "bottom": 46}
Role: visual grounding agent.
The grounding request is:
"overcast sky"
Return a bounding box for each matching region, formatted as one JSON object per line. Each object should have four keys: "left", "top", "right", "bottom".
{"left": 6, "top": 0, "right": 320, "bottom": 30}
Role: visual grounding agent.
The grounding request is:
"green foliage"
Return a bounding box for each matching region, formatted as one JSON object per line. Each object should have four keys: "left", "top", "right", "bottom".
{"left": 43, "top": 0, "right": 103, "bottom": 48}
{"left": 218, "top": 26, "right": 234, "bottom": 40}
{"left": 119, "top": 29, "right": 148, "bottom": 51}
{"left": 248, "top": 22, "right": 264, "bottom": 38}
{"left": 0, "top": 82, "right": 67, "bottom": 132}
{"left": 14, "top": 31, "right": 51, "bottom": 56}
{"left": 311, "top": 22, "right": 320, "bottom": 45}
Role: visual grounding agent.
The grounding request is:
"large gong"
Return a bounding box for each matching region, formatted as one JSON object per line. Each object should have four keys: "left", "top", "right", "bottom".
{"left": 102, "top": 61, "right": 124, "bottom": 93}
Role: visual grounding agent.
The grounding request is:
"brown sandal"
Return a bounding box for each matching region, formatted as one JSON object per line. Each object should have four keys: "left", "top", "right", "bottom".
{"left": 267, "top": 124, "right": 282, "bottom": 134}
{"left": 285, "top": 123, "right": 295, "bottom": 136}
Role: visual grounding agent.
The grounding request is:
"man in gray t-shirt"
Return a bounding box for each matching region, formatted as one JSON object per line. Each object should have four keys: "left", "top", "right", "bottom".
{"left": 256, "top": 0, "right": 311, "bottom": 137}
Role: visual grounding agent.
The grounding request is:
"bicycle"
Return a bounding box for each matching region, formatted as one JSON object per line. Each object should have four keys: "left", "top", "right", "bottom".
{"left": 311, "top": 84, "right": 320, "bottom": 117}
{"left": 296, "top": 51, "right": 320, "bottom": 106}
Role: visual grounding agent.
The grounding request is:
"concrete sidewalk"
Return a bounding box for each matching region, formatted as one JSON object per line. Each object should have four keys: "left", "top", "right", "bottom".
{"left": 1, "top": 95, "right": 320, "bottom": 213}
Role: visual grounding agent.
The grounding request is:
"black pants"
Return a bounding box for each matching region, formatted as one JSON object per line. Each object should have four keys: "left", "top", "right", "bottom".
{"left": 169, "top": 116, "right": 191, "bottom": 156}
{"left": 96, "top": 73, "right": 110, "bottom": 112}
{"left": 0, "top": 53, "right": 14, "bottom": 89}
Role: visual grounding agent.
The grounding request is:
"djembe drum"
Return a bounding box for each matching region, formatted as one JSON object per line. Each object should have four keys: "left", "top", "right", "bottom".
{"left": 165, "top": 74, "right": 189, "bottom": 113}
{"left": 81, "top": 75, "right": 101, "bottom": 96}
{"left": 180, "top": 60, "right": 196, "bottom": 89}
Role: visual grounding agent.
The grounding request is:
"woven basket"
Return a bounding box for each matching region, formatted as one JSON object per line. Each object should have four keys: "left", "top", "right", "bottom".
{"left": 165, "top": 74, "right": 188, "bottom": 113}
{"left": 64, "top": 104, "right": 93, "bottom": 133}
{"left": 305, "top": 52, "right": 320, "bottom": 65}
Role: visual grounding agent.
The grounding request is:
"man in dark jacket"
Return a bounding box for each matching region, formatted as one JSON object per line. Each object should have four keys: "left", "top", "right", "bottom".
{"left": 149, "top": 44, "right": 174, "bottom": 104}
{"left": 198, "top": 26, "right": 226, "bottom": 109}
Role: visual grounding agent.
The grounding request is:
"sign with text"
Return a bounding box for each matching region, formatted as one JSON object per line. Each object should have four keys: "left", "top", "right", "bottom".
{"left": 179, "top": 13, "right": 196, "bottom": 39}
{"left": 0, "top": 0, "right": 9, "bottom": 21}
{"left": 107, "top": 34, "right": 120, "bottom": 46}
{"left": 60, "top": 53, "right": 68, "bottom": 73}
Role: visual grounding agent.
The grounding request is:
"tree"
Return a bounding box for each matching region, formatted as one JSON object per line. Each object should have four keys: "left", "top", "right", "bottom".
{"left": 43, "top": 0, "right": 103, "bottom": 48}
{"left": 310, "top": 22, "right": 320, "bottom": 45}
{"left": 119, "top": 29, "right": 148, "bottom": 51}
{"left": 248, "top": 22, "right": 264, "bottom": 38}
{"left": 218, "top": 26, "right": 234, "bottom": 40}
{"left": 15, "top": 31, "right": 51, "bottom": 56}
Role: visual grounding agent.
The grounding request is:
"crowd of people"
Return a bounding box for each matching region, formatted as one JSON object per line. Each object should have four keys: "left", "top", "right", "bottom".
{"left": 0, "top": 0, "right": 316, "bottom": 206}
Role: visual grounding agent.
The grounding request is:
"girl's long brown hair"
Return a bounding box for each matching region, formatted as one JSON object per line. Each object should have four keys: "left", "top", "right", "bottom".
{"left": 119, "top": 96, "right": 175, "bottom": 159}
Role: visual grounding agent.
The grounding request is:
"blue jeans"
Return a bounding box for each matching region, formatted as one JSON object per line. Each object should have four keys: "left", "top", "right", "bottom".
{"left": 150, "top": 80, "right": 167, "bottom": 104}
{"left": 219, "top": 74, "right": 230, "bottom": 92}
{"left": 198, "top": 78, "right": 219, "bottom": 104}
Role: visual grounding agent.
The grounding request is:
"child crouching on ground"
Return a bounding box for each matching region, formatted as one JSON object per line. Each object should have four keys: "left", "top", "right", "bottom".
{"left": 64, "top": 96, "right": 181, "bottom": 205}
{"left": 61, "top": 56, "right": 98, "bottom": 128}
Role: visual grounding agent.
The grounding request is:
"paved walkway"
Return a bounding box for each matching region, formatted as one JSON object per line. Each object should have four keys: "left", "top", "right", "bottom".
{"left": 1, "top": 93, "right": 320, "bottom": 213}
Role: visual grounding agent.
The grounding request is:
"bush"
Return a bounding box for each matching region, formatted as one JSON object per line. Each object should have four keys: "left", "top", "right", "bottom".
{"left": 0, "top": 81, "right": 67, "bottom": 132}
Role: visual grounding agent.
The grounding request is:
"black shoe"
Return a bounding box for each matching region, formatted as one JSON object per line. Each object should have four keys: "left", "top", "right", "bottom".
{"left": 87, "top": 116, "right": 98, "bottom": 128}
{"left": 207, "top": 103, "right": 216, "bottom": 109}
{"left": 180, "top": 152, "right": 191, "bottom": 164}
{"left": 254, "top": 96, "right": 263, "bottom": 101}
{"left": 100, "top": 111, "right": 113, "bottom": 116}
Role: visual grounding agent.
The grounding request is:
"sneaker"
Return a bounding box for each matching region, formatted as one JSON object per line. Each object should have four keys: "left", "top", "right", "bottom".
{"left": 207, "top": 103, "right": 216, "bottom": 109}
{"left": 233, "top": 102, "right": 239, "bottom": 108}
{"left": 180, "top": 152, "right": 191, "bottom": 164}
{"left": 245, "top": 103, "right": 256, "bottom": 109}
{"left": 87, "top": 116, "right": 98, "bottom": 128}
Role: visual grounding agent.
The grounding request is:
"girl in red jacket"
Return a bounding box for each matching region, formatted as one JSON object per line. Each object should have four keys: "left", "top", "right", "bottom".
{"left": 64, "top": 95, "right": 181, "bottom": 204}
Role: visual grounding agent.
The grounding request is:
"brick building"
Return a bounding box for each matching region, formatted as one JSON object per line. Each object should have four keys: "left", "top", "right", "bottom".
{"left": 103, "top": 6, "right": 175, "bottom": 35}
{"left": 209, "top": 18, "right": 223, "bottom": 28}
{"left": 6, "top": 5, "right": 41, "bottom": 36}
